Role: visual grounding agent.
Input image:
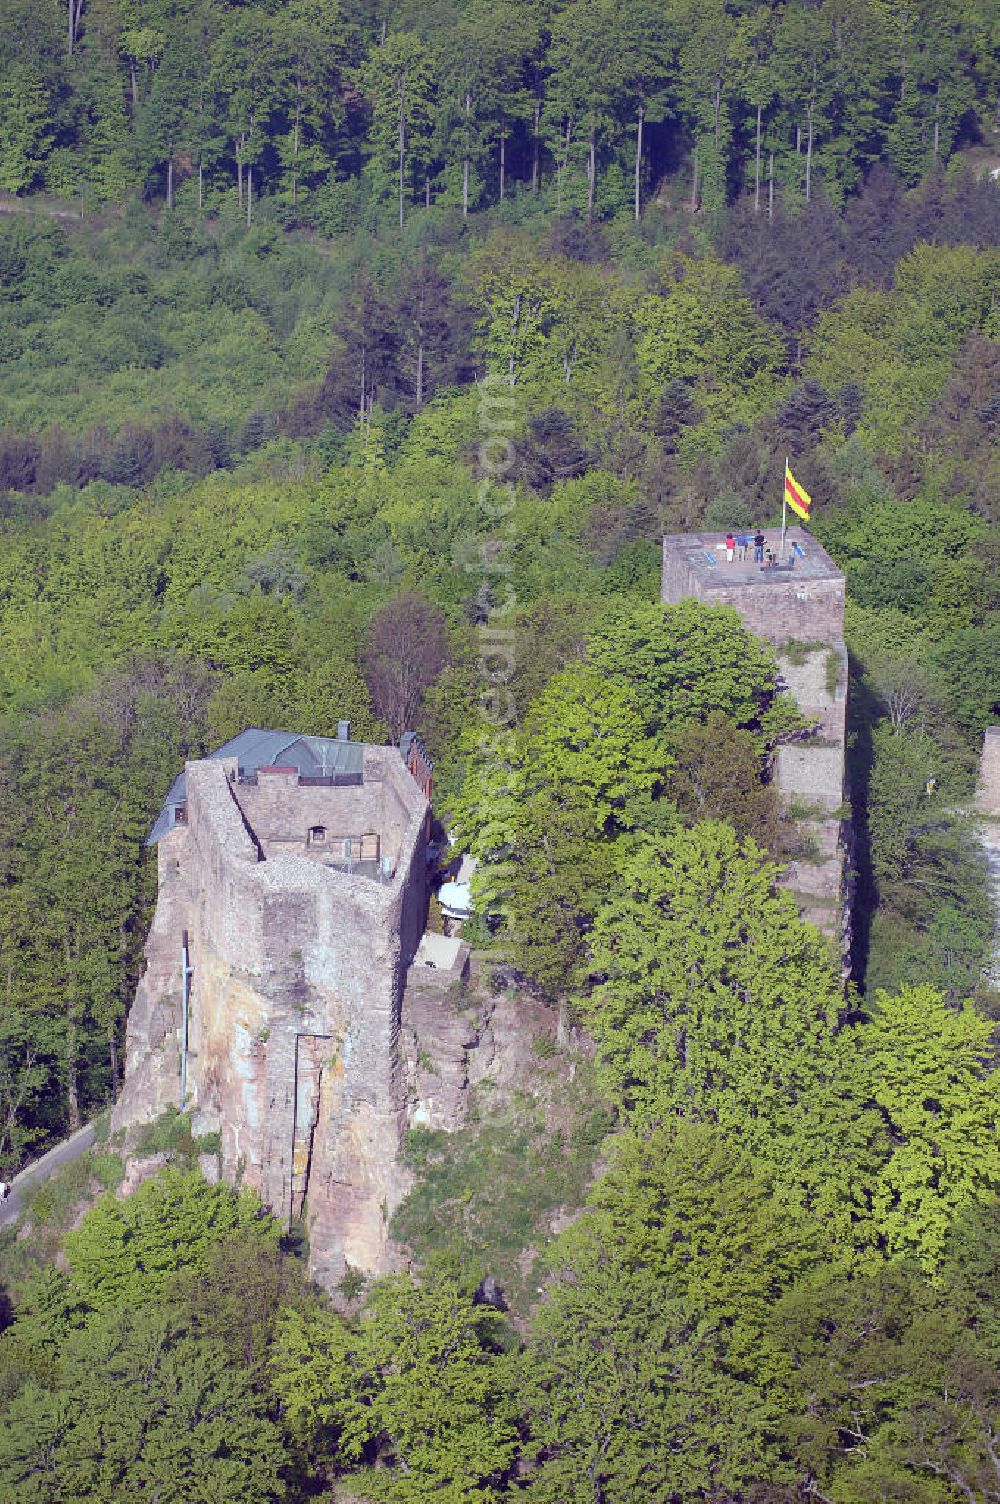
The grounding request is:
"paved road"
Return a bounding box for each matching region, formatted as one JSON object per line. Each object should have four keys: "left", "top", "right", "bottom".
{"left": 0, "top": 1122, "right": 97, "bottom": 1231}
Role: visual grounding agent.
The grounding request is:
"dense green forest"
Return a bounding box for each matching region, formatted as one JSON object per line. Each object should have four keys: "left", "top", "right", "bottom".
{"left": 2, "top": 0, "right": 1000, "bottom": 221}
{"left": 1, "top": 0, "right": 1000, "bottom": 1499}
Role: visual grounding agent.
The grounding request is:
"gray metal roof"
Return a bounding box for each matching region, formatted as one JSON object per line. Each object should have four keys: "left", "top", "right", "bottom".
{"left": 147, "top": 728, "right": 366, "bottom": 846}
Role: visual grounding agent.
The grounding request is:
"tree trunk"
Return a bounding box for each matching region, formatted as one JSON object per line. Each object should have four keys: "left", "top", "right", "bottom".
{"left": 398, "top": 90, "right": 405, "bottom": 230}
{"left": 768, "top": 148, "right": 774, "bottom": 222}
{"left": 425, "top": 172, "right": 430, "bottom": 207}
{"left": 293, "top": 80, "right": 301, "bottom": 208}
{"left": 805, "top": 103, "right": 814, "bottom": 202}
{"left": 556, "top": 995, "right": 569, "bottom": 1047}
{"left": 933, "top": 85, "right": 940, "bottom": 159}
{"left": 246, "top": 163, "right": 252, "bottom": 227}
{"left": 198, "top": 161, "right": 203, "bottom": 209}
{"left": 130, "top": 59, "right": 139, "bottom": 109}
{"left": 634, "top": 103, "right": 644, "bottom": 221}
{"left": 587, "top": 129, "right": 596, "bottom": 221}
{"left": 556, "top": 118, "right": 571, "bottom": 210}
{"left": 463, "top": 90, "right": 471, "bottom": 219}
{"left": 795, "top": 122, "right": 801, "bottom": 154}
{"left": 416, "top": 341, "right": 424, "bottom": 407}
{"left": 690, "top": 141, "right": 699, "bottom": 211}
{"left": 360, "top": 341, "right": 367, "bottom": 420}
{"left": 167, "top": 155, "right": 174, "bottom": 209}
{"left": 67, "top": 0, "right": 84, "bottom": 57}
{"left": 499, "top": 126, "right": 506, "bottom": 200}
{"left": 714, "top": 78, "right": 723, "bottom": 146}
{"left": 66, "top": 1024, "right": 80, "bottom": 1130}
{"left": 532, "top": 98, "right": 541, "bottom": 192}
{"left": 754, "top": 103, "right": 762, "bottom": 213}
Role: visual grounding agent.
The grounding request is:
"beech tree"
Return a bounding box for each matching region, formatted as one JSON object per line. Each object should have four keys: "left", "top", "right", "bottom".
{"left": 0, "top": 68, "right": 53, "bottom": 195}
{"left": 845, "top": 985, "right": 1000, "bottom": 1274}
{"left": 586, "top": 820, "right": 843, "bottom": 1130}
{"left": 452, "top": 663, "right": 666, "bottom": 995}
{"left": 0, "top": 1304, "right": 288, "bottom": 1504}
{"left": 273, "top": 1262, "right": 518, "bottom": 1503}
{"left": 524, "top": 1200, "right": 783, "bottom": 1502}
{"left": 544, "top": 0, "right": 628, "bottom": 220}
{"left": 361, "top": 31, "right": 436, "bottom": 228}
{"left": 363, "top": 591, "right": 449, "bottom": 740}
{"left": 587, "top": 597, "right": 781, "bottom": 739}
{"left": 62, "top": 1168, "right": 278, "bottom": 1311}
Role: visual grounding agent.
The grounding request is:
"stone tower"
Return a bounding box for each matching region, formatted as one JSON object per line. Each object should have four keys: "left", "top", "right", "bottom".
{"left": 662, "top": 528, "right": 851, "bottom": 959}
{"left": 113, "top": 729, "right": 431, "bottom": 1290}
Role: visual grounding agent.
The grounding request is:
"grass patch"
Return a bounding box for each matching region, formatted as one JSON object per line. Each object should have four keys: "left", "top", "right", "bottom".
{"left": 22, "top": 1151, "right": 123, "bottom": 1230}
{"left": 392, "top": 1064, "right": 613, "bottom": 1314}
{"left": 135, "top": 1107, "right": 218, "bottom": 1163}
{"left": 0, "top": 1148, "right": 124, "bottom": 1295}
{"left": 780, "top": 638, "right": 827, "bottom": 666}
{"left": 786, "top": 800, "right": 831, "bottom": 822}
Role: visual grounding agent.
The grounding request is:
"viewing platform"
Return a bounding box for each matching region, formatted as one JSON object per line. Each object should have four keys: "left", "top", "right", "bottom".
{"left": 661, "top": 527, "right": 846, "bottom": 649}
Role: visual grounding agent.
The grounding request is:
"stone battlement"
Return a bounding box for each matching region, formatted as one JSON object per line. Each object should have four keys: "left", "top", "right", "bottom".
{"left": 662, "top": 528, "right": 847, "bottom": 648}
{"left": 114, "top": 731, "right": 430, "bottom": 1290}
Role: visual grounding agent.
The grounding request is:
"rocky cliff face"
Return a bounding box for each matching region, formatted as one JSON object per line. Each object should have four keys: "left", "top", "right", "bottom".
{"left": 114, "top": 748, "right": 429, "bottom": 1291}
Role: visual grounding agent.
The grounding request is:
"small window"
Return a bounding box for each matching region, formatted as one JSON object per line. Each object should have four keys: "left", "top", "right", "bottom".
{"left": 309, "top": 826, "right": 327, "bottom": 845}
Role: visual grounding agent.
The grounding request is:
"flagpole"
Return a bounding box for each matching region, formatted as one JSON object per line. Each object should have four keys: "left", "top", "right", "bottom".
{"left": 781, "top": 455, "right": 788, "bottom": 561}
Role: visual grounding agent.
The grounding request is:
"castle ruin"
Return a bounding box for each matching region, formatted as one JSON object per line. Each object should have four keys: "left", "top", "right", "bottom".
{"left": 662, "top": 528, "right": 851, "bottom": 958}
{"left": 112, "top": 727, "right": 433, "bottom": 1289}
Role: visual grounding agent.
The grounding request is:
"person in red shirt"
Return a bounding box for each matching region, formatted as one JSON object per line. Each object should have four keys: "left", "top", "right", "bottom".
{"left": 724, "top": 533, "right": 735, "bottom": 562}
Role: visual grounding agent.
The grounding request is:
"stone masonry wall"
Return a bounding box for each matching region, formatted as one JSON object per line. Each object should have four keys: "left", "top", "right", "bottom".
{"left": 662, "top": 533, "right": 852, "bottom": 964}
{"left": 978, "top": 727, "right": 1000, "bottom": 816}
{"left": 236, "top": 771, "right": 388, "bottom": 863}
{"left": 977, "top": 728, "right": 1000, "bottom": 985}
{"left": 113, "top": 745, "right": 429, "bottom": 1291}
{"left": 661, "top": 556, "right": 846, "bottom": 649}
{"left": 773, "top": 646, "right": 851, "bottom": 953}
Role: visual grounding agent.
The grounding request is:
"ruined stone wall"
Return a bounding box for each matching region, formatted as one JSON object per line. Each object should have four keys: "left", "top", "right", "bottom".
{"left": 112, "top": 826, "right": 190, "bottom": 1128}
{"left": 114, "top": 745, "right": 429, "bottom": 1291}
{"left": 364, "top": 746, "right": 426, "bottom": 861}
{"left": 661, "top": 534, "right": 852, "bottom": 965}
{"left": 977, "top": 729, "right": 1000, "bottom": 986}
{"left": 772, "top": 646, "right": 851, "bottom": 952}
{"left": 978, "top": 727, "right": 1000, "bottom": 816}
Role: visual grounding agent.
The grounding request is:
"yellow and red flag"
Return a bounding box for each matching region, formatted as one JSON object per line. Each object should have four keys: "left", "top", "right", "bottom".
{"left": 784, "top": 462, "right": 812, "bottom": 522}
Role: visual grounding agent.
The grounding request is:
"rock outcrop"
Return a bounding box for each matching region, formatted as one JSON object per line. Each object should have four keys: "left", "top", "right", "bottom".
{"left": 113, "top": 737, "right": 429, "bottom": 1291}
